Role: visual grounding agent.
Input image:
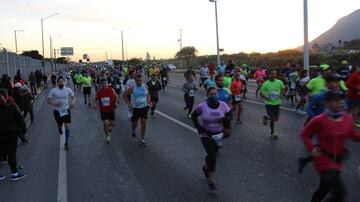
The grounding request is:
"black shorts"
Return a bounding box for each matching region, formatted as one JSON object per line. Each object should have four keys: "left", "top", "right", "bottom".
{"left": 150, "top": 95, "right": 159, "bottom": 103}
{"left": 131, "top": 107, "right": 149, "bottom": 122}
{"left": 83, "top": 87, "right": 91, "bottom": 95}
{"left": 265, "top": 105, "right": 280, "bottom": 119}
{"left": 200, "top": 78, "right": 208, "bottom": 83}
{"left": 100, "top": 111, "right": 115, "bottom": 121}
{"left": 53, "top": 109, "right": 71, "bottom": 125}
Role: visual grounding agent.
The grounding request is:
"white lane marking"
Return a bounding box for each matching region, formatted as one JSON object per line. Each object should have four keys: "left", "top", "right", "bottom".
{"left": 168, "top": 84, "right": 178, "bottom": 87}
{"left": 57, "top": 132, "right": 68, "bottom": 202}
{"left": 154, "top": 110, "right": 197, "bottom": 133}
{"left": 243, "top": 99, "right": 295, "bottom": 112}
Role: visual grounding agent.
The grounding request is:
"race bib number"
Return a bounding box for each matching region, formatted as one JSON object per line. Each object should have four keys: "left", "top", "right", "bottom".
{"left": 234, "top": 95, "right": 241, "bottom": 102}
{"left": 116, "top": 84, "right": 120, "bottom": 89}
{"left": 101, "top": 97, "right": 111, "bottom": 106}
{"left": 211, "top": 133, "right": 223, "bottom": 147}
{"left": 189, "top": 90, "right": 195, "bottom": 97}
{"left": 59, "top": 109, "right": 69, "bottom": 117}
{"left": 269, "top": 91, "right": 279, "bottom": 100}
{"left": 290, "top": 83, "right": 296, "bottom": 89}
{"left": 162, "top": 77, "right": 167, "bottom": 81}
{"left": 136, "top": 97, "right": 146, "bottom": 106}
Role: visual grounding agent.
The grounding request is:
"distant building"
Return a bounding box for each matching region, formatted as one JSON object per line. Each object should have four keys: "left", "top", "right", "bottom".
{"left": 146, "top": 52, "right": 151, "bottom": 61}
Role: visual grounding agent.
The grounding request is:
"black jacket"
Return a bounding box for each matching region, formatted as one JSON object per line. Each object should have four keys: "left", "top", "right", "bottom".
{"left": 146, "top": 80, "right": 162, "bottom": 97}
{"left": 0, "top": 104, "right": 26, "bottom": 138}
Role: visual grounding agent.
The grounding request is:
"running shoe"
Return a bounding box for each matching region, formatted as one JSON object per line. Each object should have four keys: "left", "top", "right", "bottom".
{"left": 271, "top": 133, "right": 279, "bottom": 140}
{"left": 262, "top": 115, "right": 268, "bottom": 125}
{"left": 131, "top": 129, "right": 136, "bottom": 138}
{"left": 202, "top": 166, "right": 209, "bottom": 180}
{"left": 64, "top": 143, "right": 69, "bottom": 151}
{"left": 0, "top": 174, "right": 5, "bottom": 181}
{"left": 188, "top": 114, "right": 192, "bottom": 119}
{"left": 106, "top": 135, "right": 111, "bottom": 144}
{"left": 11, "top": 173, "right": 27, "bottom": 181}
{"left": 207, "top": 182, "right": 219, "bottom": 195}
{"left": 236, "top": 119, "right": 242, "bottom": 124}
{"left": 139, "top": 139, "right": 147, "bottom": 147}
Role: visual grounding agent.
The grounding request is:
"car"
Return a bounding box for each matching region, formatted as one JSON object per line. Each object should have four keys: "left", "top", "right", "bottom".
{"left": 167, "top": 64, "right": 176, "bottom": 70}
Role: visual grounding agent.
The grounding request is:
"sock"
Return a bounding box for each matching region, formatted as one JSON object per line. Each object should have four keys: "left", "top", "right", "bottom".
{"left": 65, "top": 128, "right": 70, "bottom": 144}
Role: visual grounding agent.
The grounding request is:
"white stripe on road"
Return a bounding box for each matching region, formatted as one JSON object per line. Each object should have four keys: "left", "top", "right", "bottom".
{"left": 167, "top": 84, "right": 178, "bottom": 88}
{"left": 243, "top": 99, "right": 295, "bottom": 112}
{"left": 154, "top": 110, "right": 197, "bottom": 133}
{"left": 57, "top": 133, "right": 68, "bottom": 202}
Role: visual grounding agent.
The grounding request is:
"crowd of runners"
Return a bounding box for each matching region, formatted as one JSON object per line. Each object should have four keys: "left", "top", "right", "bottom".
{"left": 0, "top": 60, "right": 359, "bottom": 200}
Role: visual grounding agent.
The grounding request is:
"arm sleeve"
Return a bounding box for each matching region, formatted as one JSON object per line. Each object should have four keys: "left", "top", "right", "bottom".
{"left": 300, "top": 117, "right": 321, "bottom": 152}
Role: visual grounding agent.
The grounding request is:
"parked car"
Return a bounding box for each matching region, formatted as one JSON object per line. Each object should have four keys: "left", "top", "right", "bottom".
{"left": 167, "top": 64, "right": 176, "bottom": 70}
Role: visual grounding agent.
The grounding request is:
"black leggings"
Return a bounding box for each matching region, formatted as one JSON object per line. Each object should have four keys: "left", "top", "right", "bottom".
{"left": 201, "top": 138, "right": 217, "bottom": 172}
{"left": 23, "top": 110, "right": 34, "bottom": 123}
{"left": 184, "top": 94, "right": 194, "bottom": 115}
{"left": 311, "top": 169, "right": 346, "bottom": 202}
{"left": 0, "top": 138, "right": 18, "bottom": 173}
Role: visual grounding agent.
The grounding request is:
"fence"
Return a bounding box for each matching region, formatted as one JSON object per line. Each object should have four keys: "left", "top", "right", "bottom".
{"left": 0, "top": 48, "right": 67, "bottom": 80}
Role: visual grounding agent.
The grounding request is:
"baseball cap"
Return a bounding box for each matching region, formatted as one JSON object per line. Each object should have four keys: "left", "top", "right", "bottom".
{"left": 320, "top": 64, "right": 330, "bottom": 70}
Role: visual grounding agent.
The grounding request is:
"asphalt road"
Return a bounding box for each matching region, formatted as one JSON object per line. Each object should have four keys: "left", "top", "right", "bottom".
{"left": 1, "top": 73, "right": 360, "bottom": 202}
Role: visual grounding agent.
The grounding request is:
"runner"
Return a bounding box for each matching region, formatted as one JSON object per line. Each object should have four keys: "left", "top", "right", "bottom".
{"left": 287, "top": 68, "right": 299, "bottom": 106}
{"left": 204, "top": 72, "right": 216, "bottom": 90}
{"left": 0, "top": 89, "right": 27, "bottom": 181}
{"left": 223, "top": 71, "right": 232, "bottom": 89}
{"left": 300, "top": 90, "right": 360, "bottom": 201}
{"left": 230, "top": 73, "right": 244, "bottom": 124}
{"left": 47, "top": 77, "right": 76, "bottom": 150}
{"left": 146, "top": 73, "right": 162, "bottom": 117}
{"left": 240, "top": 64, "right": 250, "bottom": 99}
{"left": 183, "top": 72, "right": 198, "bottom": 118}
{"left": 191, "top": 87, "right": 232, "bottom": 194}
{"left": 346, "top": 65, "right": 360, "bottom": 128}
{"left": 75, "top": 72, "right": 83, "bottom": 93}
{"left": 125, "top": 70, "right": 136, "bottom": 118}
{"left": 260, "top": 70, "right": 285, "bottom": 139}
{"left": 254, "top": 67, "right": 267, "bottom": 97}
{"left": 123, "top": 74, "right": 151, "bottom": 146}
{"left": 93, "top": 79, "right": 117, "bottom": 144}
{"left": 160, "top": 65, "right": 169, "bottom": 91}
{"left": 81, "top": 72, "right": 92, "bottom": 106}
{"left": 199, "top": 64, "right": 209, "bottom": 88}
{"left": 294, "top": 70, "right": 310, "bottom": 114}
{"left": 215, "top": 74, "right": 231, "bottom": 106}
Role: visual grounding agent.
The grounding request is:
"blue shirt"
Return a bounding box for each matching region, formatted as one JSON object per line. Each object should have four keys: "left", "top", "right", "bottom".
{"left": 204, "top": 78, "right": 216, "bottom": 89}
{"left": 217, "top": 88, "right": 231, "bottom": 104}
{"left": 306, "top": 92, "right": 325, "bottom": 119}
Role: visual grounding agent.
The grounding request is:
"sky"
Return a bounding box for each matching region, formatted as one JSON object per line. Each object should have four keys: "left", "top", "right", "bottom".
{"left": 0, "top": 0, "right": 359, "bottom": 61}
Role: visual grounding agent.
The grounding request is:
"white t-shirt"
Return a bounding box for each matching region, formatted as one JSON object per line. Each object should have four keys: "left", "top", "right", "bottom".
{"left": 298, "top": 76, "right": 310, "bottom": 87}
{"left": 199, "top": 67, "right": 209, "bottom": 78}
{"left": 48, "top": 87, "right": 75, "bottom": 111}
{"left": 125, "top": 79, "right": 136, "bottom": 90}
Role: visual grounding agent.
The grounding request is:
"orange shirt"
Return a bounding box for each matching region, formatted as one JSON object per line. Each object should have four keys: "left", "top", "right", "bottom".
{"left": 230, "top": 80, "right": 243, "bottom": 95}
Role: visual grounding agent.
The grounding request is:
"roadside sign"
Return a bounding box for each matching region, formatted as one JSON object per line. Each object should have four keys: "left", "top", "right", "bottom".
{"left": 60, "top": 47, "right": 74, "bottom": 56}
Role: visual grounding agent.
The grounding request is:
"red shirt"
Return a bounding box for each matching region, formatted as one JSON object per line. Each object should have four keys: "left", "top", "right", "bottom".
{"left": 346, "top": 71, "right": 360, "bottom": 100}
{"left": 230, "top": 80, "right": 243, "bottom": 95}
{"left": 301, "top": 113, "right": 360, "bottom": 172}
{"left": 207, "top": 63, "right": 216, "bottom": 74}
{"left": 96, "top": 87, "right": 116, "bottom": 112}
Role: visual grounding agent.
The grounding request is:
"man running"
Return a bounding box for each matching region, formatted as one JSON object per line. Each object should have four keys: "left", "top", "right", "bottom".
{"left": 160, "top": 65, "right": 169, "bottom": 91}
{"left": 254, "top": 66, "right": 267, "bottom": 97}
{"left": 230, "top": 73, "right": 244, "bottom": 124}
{"left": 260, "top": 70, "right": 285, "bottom": 139}
{"left": 199, "top": 64, "right": 209, "bottom": 88}
{"left": 123, "top": 74, "right": 151, "bottom": 146}
{"left": 204, "top": 72, "right": 216, "bottom": 90}
{"left": 93, "top": 79, "right": 117, "bottom": 144}
{"left": 183, "top": 73, "right": 198, "bottom": 118}
{"left": 82, "top": 72, "right": 92, "bottom": 106}
{"left": 47, "top": 77, "right": 76, "bottom": 150}
{"left": 215, "top": 75, "right": 231, "bottom": 106}
{"left": 146, "top": 73, "right": 162, "bottom": 117}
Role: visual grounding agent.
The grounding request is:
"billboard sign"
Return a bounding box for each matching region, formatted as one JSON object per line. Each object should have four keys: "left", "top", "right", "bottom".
{"left": 83, "top": 54, "right": 89, "bottom": 60}
{"left": 60, "top": 47, "right": 74, "bottom": 56}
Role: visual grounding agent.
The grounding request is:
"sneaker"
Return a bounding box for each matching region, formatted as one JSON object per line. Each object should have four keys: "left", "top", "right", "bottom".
{"left": 11, "top": 173, "right": 27, "bottom": 181}
{"left": 58, "top": 126, "right": 63, "bottom": 135}
{"left": 106, "top": 135, "right": 111, "bottom": 144}
{"left": 207, "top": 182, "right": 219, "bottom": 195}
{"left": 64, "top": 143, "right": 69, "bottom": 151}
{"left": 139, "top": 139, "right": 147, "bottom": 147}
{"left": 131, "top": 129, "right": 136, "bottom": 138}
{"left": 188, "top": 114, "right": 192, "bottom": 119}
{"left": 262, "top": 115, "right": 268, "bottom": 125}
{"left": 270, "top": 133, "right": 279, "bottom": 140}
{"left": 0, "top": 174, "right": 6, "bottom": 181}
{"left": 202, "top": 166, "right": 209, "bottom": 181}
{"left": 236, "top": 119, "right": 242, "bottom": 124}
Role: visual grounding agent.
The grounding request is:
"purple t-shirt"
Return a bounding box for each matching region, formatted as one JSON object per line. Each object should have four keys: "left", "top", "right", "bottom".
{"left": 194, "top": 101, "right": 231, "bottom": 137}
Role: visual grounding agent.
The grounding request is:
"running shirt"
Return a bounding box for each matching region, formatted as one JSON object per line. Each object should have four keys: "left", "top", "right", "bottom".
{"left": 125, "top": 79, "right": 136, "bottom": 91}
{"left": 346, "top": 71, "right": 360, "bottom": 100}
{"left": 199, "top": 66, "right": 209, "bottom": 78}
{"left": 131, "top": 84, "right": 148, "bottom": 108}
{"left": 217, "top": 88, "right": 231, "bottom": 104}
{"left": 194, "top": 101, "right": 231, "bottom": 135}
{"left": 230, "top": 80, "right": 243, "bottom": 96}
{"left": 260, "top": 79, "right": 285, "bottom": 105}
{"left": 223, "top": 76, "right": 232, "bottom": 89}
{"left": 204, "top": 78, "right": 216, "bottom": 88}
{"left": 298, "top": 76, "right": 310, "bottom": 87}
{"left": 96, "top": 87, "right": 116, "bottom": 112}
{"left": 306, "top": 76, "right": 325, "bottom": 95}
{"left": 82, "top": 76, "right": 92, "bottom": 87}
{"left": 75, "top": 74, "right": 83, "bottom": 84}
{"left": 146, "top": 80, "right": 162, "bottom": 98}
{"left": 48, "top": 87, "right": 75, "bottom": 111}
{"left": 254, "top": 70, "right": 267, "bottom": 82}
{"left": 183, "top": 81, "right": 197, "bottom": 97}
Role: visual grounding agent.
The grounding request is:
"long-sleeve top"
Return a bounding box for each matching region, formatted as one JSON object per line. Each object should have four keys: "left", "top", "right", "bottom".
{"left": 0, "top": 104, "right": 26, "bottom": 138}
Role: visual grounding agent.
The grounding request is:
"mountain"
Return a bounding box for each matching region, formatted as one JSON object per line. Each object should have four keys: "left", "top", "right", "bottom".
{"left": 299, "top": 9, "right": 360, "bottom": 50}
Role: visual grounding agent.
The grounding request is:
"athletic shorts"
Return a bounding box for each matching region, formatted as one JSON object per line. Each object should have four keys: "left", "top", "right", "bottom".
{"left": 131, "top": 107, "right": 149, "bottom": 122}
{"left": 53, "top": 109, "right": 71, "bottom": 125}
{"left": 100, "top": 111, "right": 115, "bottom": 121}
{"left": 200, "top": 78, "right": 208, "bottom": 83}
{"left": 83, "top": 87, "right": 91, "bottom": 95}
{"left": 265, "top": 105, "right": 280, "bottom": 119}
{"left": 232, "top": 95, "right": 242, "bottom": 104}
{"left": 150, "top": 95, "right": 159, "bottom": 103}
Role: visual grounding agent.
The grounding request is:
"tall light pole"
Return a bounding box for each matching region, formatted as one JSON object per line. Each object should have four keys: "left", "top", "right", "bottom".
{"left": 303, "top": 0, "right": 309, "bottom": 70}
{"left": 178, "top": 29, "right": 183, "bottom": 68}
{"left": 14, "top": 30, "right": 24, "bottom": 54}
{"left": 209, "top": 0, "right": 221, "bottom": 67}
{"left": 41, "top": 13, "right": 59, "bottom": 70}
{"left": 121, "top": 30, "right": 124, "bottom": 62}
{"left": 50, "top": 35, "right": 61, "bottom": 72}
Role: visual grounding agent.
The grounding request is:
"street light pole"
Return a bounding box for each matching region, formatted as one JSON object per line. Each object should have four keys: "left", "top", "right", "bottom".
{"left": 41, "top": 13, "right": 59, "bottom": 71}
{"left": 303, "top": 0, "right": 309, "bottom": 70}
{"left": 179, "top": 29, "right": 183, "bottom": 68}
{"left": 14, "top": 30, "right": 24, "bottom": 54}
{"left": 121, "top": 30, "right": 124, "bottom": 62}
{"left": 209, "top": 0, "right": 221, "bottom": 67}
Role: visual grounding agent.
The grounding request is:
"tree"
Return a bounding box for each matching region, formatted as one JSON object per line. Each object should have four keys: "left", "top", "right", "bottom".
{"left": 55, "top": 57, "right": 69, "bottom": 64}
{"left": 21, "top": 50, "right": 43, "bottom": 60}
{"left": 128, "top": 58, "right": 142, "bottom": 65}
{"left": 175, "top": 46, "right": 198, "bottom": 69}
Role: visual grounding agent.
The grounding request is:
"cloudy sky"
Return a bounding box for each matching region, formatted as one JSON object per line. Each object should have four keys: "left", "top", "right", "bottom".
{"left": 0, "top": 0, "right": 359, "bottom": 61}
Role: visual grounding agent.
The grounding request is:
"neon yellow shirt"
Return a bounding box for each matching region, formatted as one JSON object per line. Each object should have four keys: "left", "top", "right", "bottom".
{"left": 306, "top": 76, "right": 348, "bottom": 95}
{"left": 82, "top": 76, "right": 92, "bottom": 87}
{"left": 260, "top": 79, "right": 285, "bottom": 105}
{"left": 224, "top": 76, "right": 232, "bottom": 89}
